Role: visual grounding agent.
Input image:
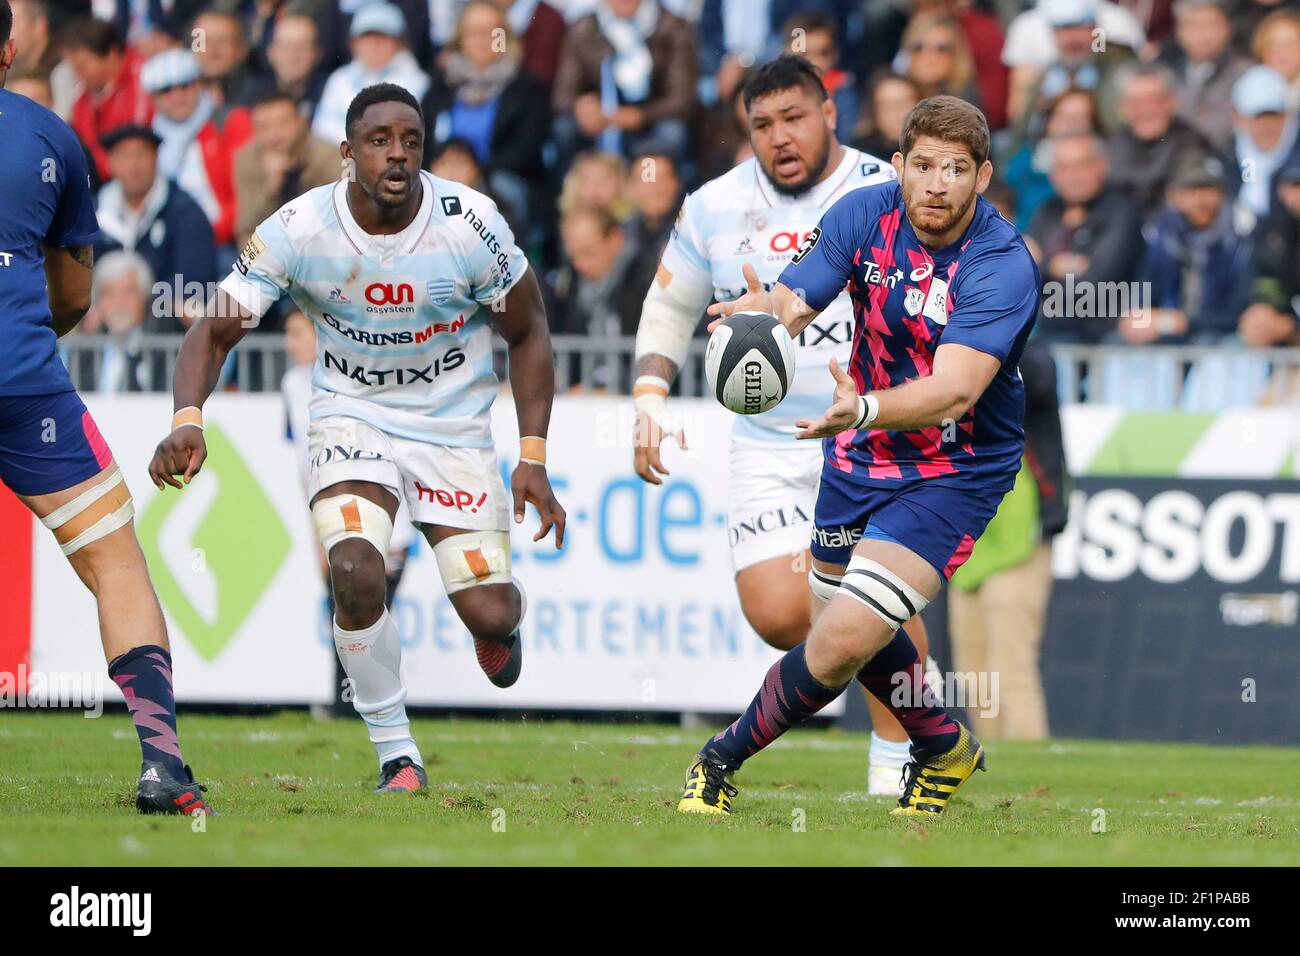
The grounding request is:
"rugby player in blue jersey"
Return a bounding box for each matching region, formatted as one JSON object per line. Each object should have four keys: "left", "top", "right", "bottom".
{"left": 677, "top": 95, "right": 1041, "bottom": 816}
{"left": 0, "top": 0, "right": 211, "bottom": 814}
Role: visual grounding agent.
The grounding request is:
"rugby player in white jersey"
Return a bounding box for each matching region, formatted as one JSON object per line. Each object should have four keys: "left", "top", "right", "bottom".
{"left": 148, "top": 84, "right": 565, "bottom": 794}
{"left": 632, "top": 56, "right": 933, "bottom": 795}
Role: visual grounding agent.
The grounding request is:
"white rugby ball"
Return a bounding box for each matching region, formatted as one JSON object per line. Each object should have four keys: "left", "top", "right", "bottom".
{"left": 704, "top": 311, "right": 797, "bottom": 415}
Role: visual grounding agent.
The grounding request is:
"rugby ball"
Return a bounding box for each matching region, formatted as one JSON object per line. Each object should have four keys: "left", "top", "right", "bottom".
{"left": 704, "top": 311, "right": 797, "bottom": 415}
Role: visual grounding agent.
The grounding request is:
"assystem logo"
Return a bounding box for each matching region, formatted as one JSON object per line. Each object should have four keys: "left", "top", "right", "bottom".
{"left": 135, "top": 424, "right": 290, "bottom": 661}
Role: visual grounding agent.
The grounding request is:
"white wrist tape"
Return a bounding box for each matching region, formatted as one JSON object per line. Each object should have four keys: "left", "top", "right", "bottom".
{"left": 629, "top": 385, "right": 681, "bottom": 437}
{"left": 853, "top": 394, "right": 880, "bottom": 430}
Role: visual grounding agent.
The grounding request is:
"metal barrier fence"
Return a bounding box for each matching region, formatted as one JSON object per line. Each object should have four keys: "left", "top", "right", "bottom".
{"left": 59, "top": 335, "right": 1300, "bottom": 408}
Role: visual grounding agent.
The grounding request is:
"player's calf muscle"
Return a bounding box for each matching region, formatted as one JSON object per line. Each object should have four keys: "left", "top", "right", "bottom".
{"left": 449, "top": 584, "right": 520, "bottom": 639}
{"left": 736, "top": 555, "right": 811, "bottom": 650}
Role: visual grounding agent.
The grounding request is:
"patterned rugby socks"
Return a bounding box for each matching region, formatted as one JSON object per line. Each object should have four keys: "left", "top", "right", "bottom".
{"left": 856, "top": 630, "right": 960, "bottom": 755}
{"left": 108, "top": 645, "right": 186, "bottom": 777}
{"left": 701, "top": 643, "right": 847, "bottom": 770}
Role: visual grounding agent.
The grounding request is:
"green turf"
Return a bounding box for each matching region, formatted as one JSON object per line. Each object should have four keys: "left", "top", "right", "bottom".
{"left": 1, "top": 711, "right": 1297, "bottom": 866}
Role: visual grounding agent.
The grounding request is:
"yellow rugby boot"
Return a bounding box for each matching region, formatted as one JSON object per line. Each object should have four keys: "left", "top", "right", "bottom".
{"left": 891, "top": 723, "right": 986, "bottom": 817}
{"left": 677, "top": 754, "right": 737, "bottom": 815}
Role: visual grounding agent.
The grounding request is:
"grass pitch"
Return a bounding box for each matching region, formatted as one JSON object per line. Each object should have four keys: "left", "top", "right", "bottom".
{"left": 1, "top": 710, "right": 1297, "bottom": 866}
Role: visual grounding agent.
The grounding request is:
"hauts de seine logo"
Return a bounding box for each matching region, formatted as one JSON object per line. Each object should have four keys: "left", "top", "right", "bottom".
{"left": 136, "top": 424, "right": 290, "bottom": 661}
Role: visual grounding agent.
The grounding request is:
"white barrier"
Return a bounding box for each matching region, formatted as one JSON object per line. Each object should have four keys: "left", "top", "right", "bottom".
{"left": 29, "top": 395, "right": 817, "bottom": 713}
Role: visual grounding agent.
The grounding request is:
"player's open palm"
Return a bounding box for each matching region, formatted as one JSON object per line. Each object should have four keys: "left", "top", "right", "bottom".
{"left": 512, "top": 463, "right": 567, "bottom": 548}
{"left": 705, "top": 263, "right": 774, "bottom": 332}
{"left": 149, "top": 427, "right": 208, "bottom": 489}
{"left": 795, "top": 359, "right": 863, "bottom": 439}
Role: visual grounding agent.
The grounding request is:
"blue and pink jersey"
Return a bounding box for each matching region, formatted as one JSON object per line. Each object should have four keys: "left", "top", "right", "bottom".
{"left": 779, "top": 181, "right": 1039, "bottom": 492}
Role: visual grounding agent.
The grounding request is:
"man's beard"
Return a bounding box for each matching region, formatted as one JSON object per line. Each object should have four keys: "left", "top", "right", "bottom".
{"left": 905, "top": 186, "right": 977, "bottom": 238}
{"left": 767, "top": 144, "right": 832, "bottom": 197}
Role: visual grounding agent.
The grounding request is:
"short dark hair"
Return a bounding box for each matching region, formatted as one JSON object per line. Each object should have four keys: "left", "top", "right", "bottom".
{"left": 344, "top": 83, "right": 423, "bottom": 141}
{"left": 742, "top": 54, "right": 827, "bottom": 112}
{"left": 250, "top": 88, "right": 300, "bottom": 112}
{"left": 429, "top": 136, "right": 479, "bottom": 165}
{"left": 900, "top": 95, "right": 991, "bottom": 165}
{"left": 1, "top": 0, "right": 12, "bottom": 50}
{"left": 59, "top": 16, "right": 123, "bottom": 57}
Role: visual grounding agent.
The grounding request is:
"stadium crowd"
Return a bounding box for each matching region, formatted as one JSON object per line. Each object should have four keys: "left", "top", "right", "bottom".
{"left": 6, "top": 0, "right": 1300, "bottom": 398}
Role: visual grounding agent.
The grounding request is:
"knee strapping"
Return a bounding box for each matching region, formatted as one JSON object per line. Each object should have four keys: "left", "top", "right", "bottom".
{"left": 313, "top": 494, "right": 393, "bottom": 557}
{"left": 807, "top": 566, "right": 843, "bottom": 604}
{"left": 41, "top": 469, "right": 135, "bottom": 556}
{"left": 433, "top": 530, "right": 512, "bottom": 594}
{"left": 839, "top": 556, "right": 929, "bottom": 630}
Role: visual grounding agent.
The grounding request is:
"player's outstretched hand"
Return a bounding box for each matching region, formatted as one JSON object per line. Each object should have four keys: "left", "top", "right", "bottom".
{"left": 795, "top": 359, "right": 863, "bottom": 439}
{"left": 632, "top": 402, "right": 686, "bottom": 486}
{"left": 148, "top": 427, "right": 208, "bottom": 489}
{"left": 705, "top": 262, "right": 774, "bottom": 333}
{"left": 512, "top": 462, "right": 566, "bottom": 548}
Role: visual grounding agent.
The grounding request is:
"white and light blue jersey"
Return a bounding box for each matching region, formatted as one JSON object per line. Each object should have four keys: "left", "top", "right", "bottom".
{"left": 220, "top": 171, "right": 526, "bottom": 447}
{"left": 660, "top": 147, "right": 895, "bottom": 444}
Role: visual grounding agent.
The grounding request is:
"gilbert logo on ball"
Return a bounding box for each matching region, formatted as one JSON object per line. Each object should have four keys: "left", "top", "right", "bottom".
{"left": 705, "top": 311, "right": 797, "bottom": 415}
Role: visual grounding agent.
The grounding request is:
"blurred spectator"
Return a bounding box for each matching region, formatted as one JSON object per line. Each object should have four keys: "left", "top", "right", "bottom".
{"left": 491, "top": 0, "right": 566, "bottom": 89}
{"left": 1107, "top": 61, "right": 1216, "bottom": 219}
{"left": 243, "top": 13, "right": 326, "bottom": 119}
{"left": 235, "top": 90, "right": 339, "bottom": 248}
{"left": 428, "top": 136, "right": 488, "bottom": 187}
{"left": 94, "top": 124, "right": 216, "bottom": 332}
{"left": 1007, "top": 0, "right": 1139, "bottom": 137}
{"left": 694, "top": 67, "right": 752, "bottom": 182}
{"left": 97, "top": 0, "right": 201, "bottom": 57}
{"left": 779, "top": 13, "right": 856, "bottom": 144}
{"left": 7, "top": 0, "right": 77, "bottom": 116}
{"left": 421, "top": 0, "right": 549, "bottom": 230}
{"left": 87, "top": 250, "right": 155, "bottom": 392}
{"left": 852, "top": 70, "right": 920, "bottom": 161}
{"left": 949, "top": 342, "right": 1067, "bottom": 742}
{"left": 859, "top": 0, "right": 1009, "bottom": 130}
{"left": 895, "top": 13, "right": 981, "bottom": 108}
{"left": 1227, "top": 64, "right": 1300, "bottom": 219}
{"left": 549, "top": 205, "right": 643, "bottom": 386}
{"left": 552, "top": 0, "right": 697, "bottom": 168}
{"left": 624, "top": 145, "right": 681, "bottom": 298}
{"left": 1251, "top": 10, "right": 1300, "bottom": 112}
{"left": 1120, "top": 152, "right": 1249, "bottom": 344}
{"left": 1240, "top": 154, "right": 1300, "bottom": 347}
{"left": 1005, "top": 87, "right": 1103, "bottom": 230}
{"left": 312, "top": 3, "right": 430, "bottom": 145}
{"left": 7, "top": 70, "right": 51, "bottom": 104}
{"left": 192, "top": 9, "right": 267, "bottom": 112}
{"left": 693, "top": 0, "right": 772, "bottom": 109}
{"left": 1027, "top": 132, "right": 1144, "bottom": 342}
{"left": 1236, "top": 0, "right": 1300, "bottom": 63}
{"left": 317, "top": 0, "right": 431, "bottom": 76}
{"left": 142, "top": 48, "right": 252, "bottom": 247}
{"left": 558, "top": 150, "right": 634, "bottom": 220}
{"left": 1157, "top": 0, "right": 1250, "bottom": 149}
{"left": 63, "top": 17, "right": 152, "bottom": 181}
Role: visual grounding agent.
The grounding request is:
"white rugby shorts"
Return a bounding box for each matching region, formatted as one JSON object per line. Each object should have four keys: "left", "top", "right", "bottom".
{"left": 726, "top": 439, "right": 820, "bottom": 572}
{"left": 306, "top": 415, "right": 510, "bottom": 531}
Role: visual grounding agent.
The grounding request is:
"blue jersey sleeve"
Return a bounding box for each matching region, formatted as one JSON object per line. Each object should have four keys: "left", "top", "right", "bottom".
{"left": 45, "top": 126, "right": 100, "bottom": 249}
{"left": 942, "top": 243, "right": 1040, "bottom": 362}
{"left": 777, "top": 190, "right": 863, "bottom": 312}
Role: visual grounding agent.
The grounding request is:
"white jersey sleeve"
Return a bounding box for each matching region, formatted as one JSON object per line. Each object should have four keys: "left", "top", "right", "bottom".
{"left": 461, "top": 199, "right": 529, "bottom": 305}
{"left": 219, "top": 213, "right": 296, "bottom": 320}
{"left": 660, "top": 191, "right": 715, "bottom": 295}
